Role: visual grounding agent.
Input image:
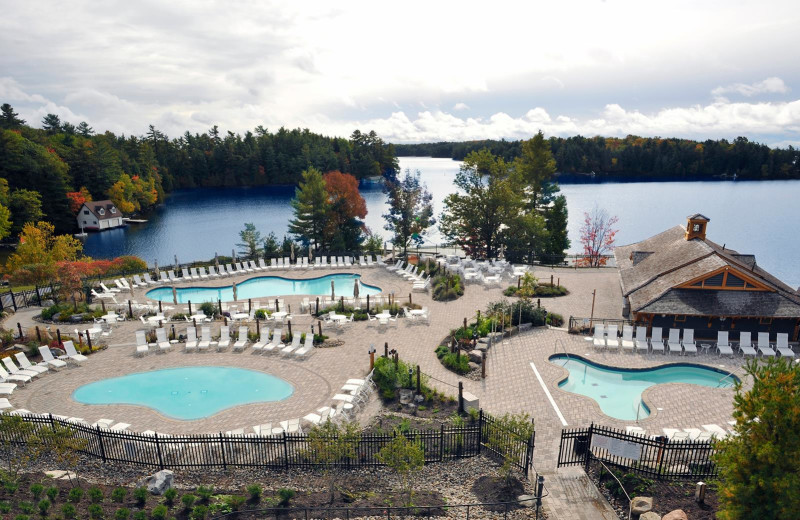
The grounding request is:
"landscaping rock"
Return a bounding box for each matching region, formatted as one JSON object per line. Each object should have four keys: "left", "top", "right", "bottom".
{"left": 517, "top": 494, "right": 536, "bottom": 507}
{"left": 468, "top": 349, "right": 483, "bottom": 363}
{"left": 631, "top": 496, "right": 653, "bottom": 515}
{"left": 662, "top": 510, "right": 688, "bottom": 520}
{"left": 518, "top": 323, "right": 533, "bottom": 331}
{"left": 468, "top": 361, "right": 480, "bottom": 372}
{"left": 640, "top": 513, "right": 661, "bottom": 520}
{"left": 137, "top": 469, "right": 174, "bottom": 495}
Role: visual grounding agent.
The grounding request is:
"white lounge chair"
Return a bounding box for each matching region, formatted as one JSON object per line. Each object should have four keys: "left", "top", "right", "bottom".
{"left": 217, "top": 326, "right": 230, "bottom": 351}
{"left": 184, "top": 326, "right": 198, "bottom": 352}
{"left": 100, "top": 282, "right": 120, "bottom": 294}
{"left": 0, "top": 365, "right": 30, "bottom": 385}
{"left": 667, "top": 328, "right": 682, "bottom": 355}
{"left": 757, "top": 332, "right": 776, "bottom": 357}
{"left": 606, "top": 324, "right": 620, "bottom": 349}
{"left": 233, "top": 326, "right": 249, "bottom": 352}
{"left": 159, "top": 272, "right": 170, "bottom": 284}
{"left": 198, "top": 326, "right": 211, "bottom": 351}
{"left": 738, "top": 331, "right": 757, "bottom": 357}
{"left": 190, "top": 267, "right": 200, "bottom": 280}
{"left": 258, "top": 258, "right": 268, "bottom": 270}
{"left": 776, "top": 333, "right": 794, "bottom": 358}
{"left": 181, "top": 267, "right": 192, "bottom": 280}
{"left": 168, "top": 270, "right": 177, "bottom": 283}
{"left": 592, "top": 324, "right": 606, "bottom": 348}
{"left": 620, "top": 325, "right": 635, "bottom": 352}
{"left": 155, "top": 328, "right": 172, "bottom": 353}
{"left": 144, "top": 273, "right": 159, "bottom": 285}
{"left": 198, "top": 267, "right": 209, "bottom": 279}
{"left": 682, "top": 329, "right": 697, "bottom": 355}
{"left": 263, "top": 328, "right": 283, "bottom": 353}
{"left": 634, "top": 326, "right": 649, "bottom": 353}
{"left": 114, "top": 279, "right": 129, "bottom": 292}
{"left": 14, "top": 353, "right": 48, "bottom": 375}
{"left": 135, "top": 330, "right": 149, "bottom": 356}
{"left": 650, "top": 327, "right": 665, "bottom": 354}
{"left": 2, "top": 357, "right": 39, "bottom": 379}
{"left": 281, "top": 334, "right": 302, "bottom": 355}
{"left": 39, "top": 346, "right": 67, "bottom": 368}
{"left": 251, "top": 329, "right": 269, "bottom": 353}
{"left": 63, "top": 340, "right": 89, "bottom": 362}
{"left": 716, "top": 331, "right": 734, "bottom": 357}
{"left": 294, "top": 334, "right": 315, "bottom": 358}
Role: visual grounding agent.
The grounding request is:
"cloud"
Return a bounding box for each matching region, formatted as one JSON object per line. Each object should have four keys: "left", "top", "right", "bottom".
{"left": 453, "top": 102, "right": 469, "bottom": 111}
{"left": 712, "top": 77, "right": 790, "bottom": 99}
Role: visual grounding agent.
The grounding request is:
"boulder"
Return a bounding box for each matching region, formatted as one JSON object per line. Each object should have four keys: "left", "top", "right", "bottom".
{"left": 631, "top": 496, "right": 653, "bottom": 515}
{"left": 640, "top": 513, "right": 661, "bottom": 520}
{"left": 662, "top": 510, "right": 688, "bottom": 520}
{"left": 137, "top": 470, "right": 174, "bottom": 495}
{"left": 468, "top": 361, "right": 480, "bottom": 372}
{"left": 468, "top": 349, "right": 483, "bottom": 363}
{"left": 517, "top": 494, "right": 536, "bottom": 507}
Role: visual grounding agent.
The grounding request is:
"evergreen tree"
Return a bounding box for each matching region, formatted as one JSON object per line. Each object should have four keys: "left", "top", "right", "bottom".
{"left": 0, "top": 104, "right": 25, "bottom": 129}
{"left": 237, "top": 223, "right": 262, "bottom": 258}
{"left": 382, "top": 169, "right": 435, "bottom": 258}
{"left": 288, "top": 167, "right": 330, "bottom": 250}
{"left": 76, "top": 121, "right": 94, "bottom": 137}
{"left": 544, "top": 195, "right": 570, "bottom": 261}
{"left": 41, "top": 113, "right": 62, "bottom": 134}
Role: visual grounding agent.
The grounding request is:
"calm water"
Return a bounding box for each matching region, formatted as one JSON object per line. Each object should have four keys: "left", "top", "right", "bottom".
{"left": 72, "top": 366, "right": 294, "bottom": 420}
{"left": 550, "top": 355, "right": 735, "bottom": 420}
{"left": 146, "top": 273, "right": 381, "bottom": 303}
{"left": 83, "top": 157, "right": 800, "bottom": 287}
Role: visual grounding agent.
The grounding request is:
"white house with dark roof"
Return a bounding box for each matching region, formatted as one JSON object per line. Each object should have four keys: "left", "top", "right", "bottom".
{"left": 76, "top": 200, "right": 124, "bottom": 231}
{"left": 615, "top": 214, "right": 800, "bottom": 340}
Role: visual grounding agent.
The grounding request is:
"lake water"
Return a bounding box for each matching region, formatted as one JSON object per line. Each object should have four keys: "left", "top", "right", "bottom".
{"left": 84, "top": 157, "right": 800, "bottom": 287}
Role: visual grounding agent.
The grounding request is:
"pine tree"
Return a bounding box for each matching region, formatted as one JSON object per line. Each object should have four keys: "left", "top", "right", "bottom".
{"left": 0, "top": 104, "right": 25, "bottom": 129}
{"left": 382, "top": 169, "right": 435, "bottom": 258}
{"left": 288, "top": 167, "right": 330, "bottom": 250}
{"left": 41, "top": 113, "right": 62, "bottom": 134}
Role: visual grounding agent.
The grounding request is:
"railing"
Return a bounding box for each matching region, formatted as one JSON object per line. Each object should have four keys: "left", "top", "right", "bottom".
{"left": 558, "top": 424, "right": 718, "bottom": 481}
{"left": 0, "top": 410, "right": 533, "bottom": 474}
{"left": 567, "top": 316, "right": 634, "bottom": 335}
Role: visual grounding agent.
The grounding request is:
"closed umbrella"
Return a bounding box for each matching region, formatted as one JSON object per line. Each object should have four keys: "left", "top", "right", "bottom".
{"left": 215, "top": 252, "right": 219, "bottom": 270}
{"left": 308, "top": 246, "right": 313, "bottom": 261}
{"left": 232, "top": 281, "right": 237, "bottom": 301}
{"left": 353, "top": 278, "right": 360, "bottom": 298}
{"left": 172, "top": 286, "right": 177, "bottom": 305}
{"left": 290, "top": 242, "right": 295, "bottom": 263}
{"left": 154, "top": 260, "right": 160, "bottom": 279}
{"left": 174, "top": 255, "right": 179, "bottom": 271}
{"left": 331, "top": 279, "right": 335, "bottom": 300}
{"left": 232, "top": 249, "right": 236, "bottom": 263}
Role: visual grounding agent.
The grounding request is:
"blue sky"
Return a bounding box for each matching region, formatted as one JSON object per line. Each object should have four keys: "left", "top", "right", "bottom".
{"left": 2, "top": 0, "right": 799, "bottom": 146}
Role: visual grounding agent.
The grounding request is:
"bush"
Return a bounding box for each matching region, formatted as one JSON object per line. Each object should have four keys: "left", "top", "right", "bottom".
{"left": 37, "top": 499, "right": 50, "bottom": 515}
{"left": 441, "top": 352, "right": 471, "bottom": 374}
{"left": 431, "top": 274, "right": 464, "bottom": 301}
{"left": 224, "top": 495, "right": 246, "bottom": 511}
{"left": 196, "top": 485, "right": 213, "bottom": 503}
{"left": 373, "top": 356, "right": 423, "bottom": 399}
{"left": 45, "top": 487, "right": 58, "bottom": 502}
{"left": 277, "top": 488, "right": 295, "bottom": 506}
{"left": 115, "top": 508, "right": 131, "bottom": 520}
{"left": 61, "top": 503, "right": 76, "bottom": 518}
{"left": 67, "top": 488, "right": 83, "bottom": 503}
{"left": 0, "top": 502, "right": 9, "bottom": 513}
{"left": 163, "top": 487, "right": 177, "bottom": 506}
{"left": 133, "top": 511, "right": 147, "bottom": 520}
{"left": 111, "top": 487, "right": 127, "bottom": 503}
{"left": 88, "top": 504, "right": 104, "bottom": 519}
{"left": 133, "top": 487, "right": 148, "bottom": 506}
{"left": 14, "top": 515, "right": 30, "bottom": 520}
{"left": 88, "top": 486, "right": 104, "bottom": 503}
{"left": 150, "top": 504, "right": 168, "bottom": 520}
{"left": 254, "top": 309, "right": 267, "bottom": 320}
{"left": 190, "top": 505, "right": 208, "bottom": 519}
{"left": 18, "top": 502, "right": 34, "bottom": 514}
{"left": 199, "top": 302, "right": 216, "bottom": 317}
{"left": 29, "top": 483, "right": 44, "bottom": 500}
{"left": 503, "top": 286, "right": 517, "bottom": 296}
{"left": 546, "top": 312, "right": 564, "bottom": 327}
{"left": 246, "top": 484, "right": 261, "bottom": 502}
{"left": 434, "top": 345, "right": 448, "bottom": 359}
{"left": 181, "top": 494, "right": 196, "bottom": 510}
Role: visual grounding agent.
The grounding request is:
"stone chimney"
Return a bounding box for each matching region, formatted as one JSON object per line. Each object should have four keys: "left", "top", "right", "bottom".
{"left": 685, "top": 214, "right": 710, "bottom": 241}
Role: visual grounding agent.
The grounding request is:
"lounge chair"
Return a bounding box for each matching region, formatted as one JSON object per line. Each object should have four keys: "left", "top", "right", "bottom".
{"left": 100, "top": 282, "right": 120, "bottom": 294}
{"left": 269, "top": 258, "right": 278, "bottom": 269}
{"left": 776, "top": 333, "right": 794, "bottom": 358}
{"left": 159, "top": 272, "right": 170, "bottom": 283}
{"left": 168, "top": 270, "right": 177, "bottom": 283}
{"left": 233, "top": 326, "right": 249, "bottom": 352}
{"left": 189, "top": 267, "right": 200, "bottom": 280}
{"left": 63, "top": 340, "right": 89, "bottom": 362}
{"left": 682, "top": 329, "right": 697, "bottom": 355}
{"left": 2, "top": 358, "right": 39, "bottom": 379}
{"left": 0, "top": 383, "right": 15, "bottom": 395}
{"left": 0, "top": 366, "right": 30, "bottom": 385}
{"left": 39, "top": 346, "right": 67, "bottom": 368}
{"left": 184, "top": 326, "right": 198, "bottom": 352}
{"left": 197, "top": 267, "right": 208, "bottom": 279}
{"left": 251, "top": 329, "right": 269, "bottom": 353}
{"left": 258, "top": 258, "right": 268, "bottom": 270}
{"left": 620, "top": 325, "right": 635, "bottom": 352}
{"left": 634, "top": 326, "right": 649, "bottom": 353}
{"left": 155, "top": 328, "right": 172, "bottom": 353}
{"left": 376, "top": 255, "right": 386, "bottom": 266}
{"left": 606, "top": 324, "right": 620, "bottom": 349}
{"left": 757, "top": 332, "right": 776, "bottom": 357}
{"left": 387, "top": 260, "right": 403, "bottom": 272}
{"left": 238, "top": 261, "right": 252, "bottom": 273}
{"left": 132, "top": 274, "right": 146, "bottom": 287}
{"left": 716, "top": 331, "right": 734, "bottom": 357}
{"left": 181, "top": 267, "right": 192, "bottom": 280}
{"left": 263, "top": 328, "right": 283, "bottom": 353}
{"left": 344, "top": 256, "right": 352, "bottom": 267}
{"left": 114, "top": 279, "right": 129, "bottom": 292}
{"left": 135, "top": 330, "right": 149, "bottom": 356}
{"left": 738, "top": 331, "right": 757, "bottom": 357}
{"left": 144, "top": 273, "right": 159, "bottom": 285}
{"left": 14, "top": 353, "right": 48, "bottom": 375}
{"left": 91, "top": 289, "right": 116, "bottom": 302}
{"left": 92, "top": 418, "right": 114, "bottom": 429}
{"left": 217, "top": 326, "right": 230, "bottom": 351}
{"left": 294, "top": 334, "right": 315, "bottom": 358}
{"left": 197, "top": 326, "right": 211, "bottom": 351}
{"left": 650, "top": 327, "right": 665, "bottom": 354}
{"left": 281, "top": 334, "right": 302, "bottom": 355}
{"left": 667, "top": 328, "right": 682, "bottom": 355}
{"left": 592, "top": 324, "right": 606, "bottom": 348}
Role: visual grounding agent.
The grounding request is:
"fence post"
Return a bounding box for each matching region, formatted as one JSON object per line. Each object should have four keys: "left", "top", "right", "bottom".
{"left": 458, "top": 382, "right": 464, "bottom": 413}
{"left": 219, "top": 432, "right": 227, "bottom": 469}
{"left": 155, "top": 433, "right": 165, "bottom": 469}
{"left": 97, "top": 426, "right": 106, "bottom": 462}
{"left": 477, "top": 410, "right": 483, "bottom": 454}
{"left": 440, "top": 424, "right": 444, "bottom": 462}
{"left": 584, "top": 424, "right": 593, "bottom": 473}
{"left": 21, "top": 290, "right": 28, "bottom": 308}
{"left": 283, "top": 431, "right": 290, "bottom": 469}
{"left": 35, "top": 285, "right": 42, "bottom": 306}
{"left": 49, "top": 413, "right": 56, "bottom": 430}
{"left": 9, "top": 290, "right": 16, "bottom": 311}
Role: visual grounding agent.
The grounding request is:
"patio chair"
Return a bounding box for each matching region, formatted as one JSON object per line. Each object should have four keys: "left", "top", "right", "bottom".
{"left": 159, "top": 272, "right": 170, "bottom": 283}
{"left": 294, "top": 333, "right": 315, "bottom": 358}
{"left": 198, "top": 326, "right": 211, "bottom": 351}
{"left": 592, "top": 324, "right": 606, "bottom": 348}
{"left": 143, "top": 273, "right": 159, "bottom": 285}
{"left": 63, "top": 340, "right": 89, "bottom": 362}
{"left": 155, "top": 328, "right": 172, "bottom": 353}
{"left": 281, "top": 334, "right": 302, "bottom": 356}
{"left": 263, "top": 328, "right": 283, "bottom": 354}
{"left": 620, "top": 325, "right": 635, "bottom": 352}
{"left": 650, "top": 327, "right": 665, "bottom": 354}
{"left": 738, "top": 331, "right": 757, "bottom": 357}
{"left": 2, "top": 357, "right": 39, "bottom": 379}
{"left": 184, "top": 326, "right": 198, "bottom": 352}
{"left": 757, "top": 332, "right": 776, "bottom": 357}
{"left": 634, "top": 326, "right": 649, "bottom": 353}
{"left": 251, "top": 329, "right": 269, "bottom": 353}
{"left": 14, "top": 353, "right": 48, "bottom": 375}
{"left": 38, "top": 346, "right": 68, "bottom": 368}
{"left": 233, "top": 326, "right": 250, "bottom": 352}
{"left": 667, "top": 328, "right": 683, "bottom": 355}
{"left": 681, "top": 329, "right": 697, "bottom": 355}
{"left": 716, "top": 331, "right": 734, "bottom": 357}
{"left": 217, "top": 326, "right": 231, "bottom": 351}
{"left": 0, "top": 365, "right": 30, "bottom": 385}
{"left": 135, "top": 330, "right": 149, "bottom": 356}
{"left": 198, "top": 267, "right": 209, "bottom": 279}
{"left": 605, "top": 324, "right": 620, "bottom": 349}
{"left": 776, "top": 333, "right": 794, "bottom": 358}
{"left": 181, "top": 267, "right": 191, "bottom": 280}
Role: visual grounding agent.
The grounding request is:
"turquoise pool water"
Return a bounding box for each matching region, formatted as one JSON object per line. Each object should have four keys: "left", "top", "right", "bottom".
{"left": 72, "top": 367, "right": 294, "bottom": 420}
{"left": 549, "top": 355, "right": 737, "bottom": 421}
{"left": 146, "top": 273, "right": 381, "bottom": 303}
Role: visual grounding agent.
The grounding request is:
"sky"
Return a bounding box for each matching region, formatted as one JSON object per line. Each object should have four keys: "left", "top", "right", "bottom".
{"left": 2, "top": 0, "right": 800, "bottom": 146}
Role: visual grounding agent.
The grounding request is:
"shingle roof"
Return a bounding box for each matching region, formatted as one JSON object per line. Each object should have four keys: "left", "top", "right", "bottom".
{"left": 615, "top": 222, "right": 800, "bottom": 316}
{"left": 83, "top": 200, "right": 120, "bottom": 220}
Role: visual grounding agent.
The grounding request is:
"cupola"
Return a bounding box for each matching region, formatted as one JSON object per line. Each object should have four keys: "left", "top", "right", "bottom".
{"left": 685, "top": 213, "right": 710, "bottom": 241}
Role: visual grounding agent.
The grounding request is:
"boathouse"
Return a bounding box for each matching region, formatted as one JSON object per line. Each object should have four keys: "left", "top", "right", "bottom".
{"left": 76, "top": 200, "right": 124, "bottom": 231}
{"left": 615, "top": 214, "right": 800, "bottom": 340}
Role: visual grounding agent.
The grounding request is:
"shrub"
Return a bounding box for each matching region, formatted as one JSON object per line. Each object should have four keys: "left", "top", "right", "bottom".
{"left": 150, "top": 504, "right": 168, "bottom": 520}
{"left": 190, "top": 505, "right": 208, "bottom": 519}
{"left": 277, "top": 488, "right": 295, "bottom": 506}
{"left": 441, "top": 352, "right": 471, "bottom": 374}
{"left": 88, "top": 504, "right": 104, "bottom": 519}
{"left": 111, "top": 487, "right": 127, "bottom": 503}
{"left": 0, "top": 502, "right": 10, "bottom": 513}
{"left": 373, "top": 356, "right": 422, "bottom": 399}
{"left": 254, "top": 309, "right": 267, "bottom": 320}
{"left": 163, "top": 487, "right": 177, "bottom": 506}
{"left": 14, "top": 515, "right": 30, "bottom": 520}
{"left": 181, "top": 494, "right": 196, "bottom": 510}
{"left": 67, "top": 488, "right": 83, "bottom": 503}
{"left": 196, "top": 485, "right": 213, "bottom": 503}
{"left": 133, "top": 511, "right": 147, "bottom": 520}
{"left": 37, "top": 499, "right": 50, "bottom": 515}
{"left": 88, "top": 486, "right": 104, "bottom": 503}
{"left": 115, "top": 508, "right": 131, "bottom": 520}
{"left": 4, "top": 479, "right": 18, "bottom": 494}
{"left": 199, "top": 302, "right": 216, "bottom": 317}
{"left": 45, "top": 487, "right": 58, "bottom": 502}
{"left": 224, "top": 495, "right": 246, "bottom": 511}
{"left": 246, "top": 484, "right": 261, "bottom": 502}
{"left": 503, "top": 286, "right": 517, "bottom": 296}
{"left": 431, "top": 273, "right": 464, "bottom": 301}
{"left": 546, "top": 312, "right": 564, "bottom": 327}
{"left": 133, "top": 487, "right": 148, "bottom": 506}
{"left": 61, "top": 504, "right": 76, "bottom": 519}
{"left": 18, "top": 502, "right": 34, "bottom": 514}
{"left": 30, "top": 483, "right": 44, "bottom": 500}
{"left": 434, "top": 345, "right": 448, "bottom": 359}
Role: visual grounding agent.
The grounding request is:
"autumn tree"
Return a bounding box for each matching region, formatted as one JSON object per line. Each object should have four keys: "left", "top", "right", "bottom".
{"left": 382, "top": 169, "right": 435, "bottom": 258}
{"left": 323, "top": 170, "right": 367, "bottom": 251}
{"left": 579, "top": 205, "right": 619, "bottom": 267}
{"left": 289, "top": 167, "right": 330, "bottom": 250}
{"left": 5, "top": 222, "right": 83, "bottom": 284}
{"left": 66, "top": 187, "right": 92, "bottom": 214}
{"left": 715, "top": 358, "right": 800, "bottom": 519}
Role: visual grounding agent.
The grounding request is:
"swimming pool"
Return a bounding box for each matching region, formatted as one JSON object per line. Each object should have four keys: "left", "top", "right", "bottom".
{"left": 549, "top": 354, "right": 738, "bottom": 421}
{"left": 146, "top": 273, "right": 381, "bottom": 303}
{"left": 72, "top": 366, "right": 294, "bottom": 420}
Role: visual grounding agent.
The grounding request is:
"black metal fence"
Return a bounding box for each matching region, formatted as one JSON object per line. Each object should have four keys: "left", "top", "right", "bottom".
{"left": 558, "top": 424, "right": 718, "bottom": 481}
{"left": 1, "top": 410, "right": 533, "bottom": 474}
{"left": 0, "top": 284, "right": 60, "bottom": 313}
{"left": 567, "top": 316, "right": 634, "bottom": 335}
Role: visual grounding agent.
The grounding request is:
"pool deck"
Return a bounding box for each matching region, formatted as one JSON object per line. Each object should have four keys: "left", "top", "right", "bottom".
{"left": 5, "top": 264, "right": 748, "bottom": 472}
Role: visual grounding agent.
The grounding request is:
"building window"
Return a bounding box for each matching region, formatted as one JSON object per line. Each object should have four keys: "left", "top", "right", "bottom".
{"left": 674, "top": 315, "right": 687, "bottom": 322}
{"left": 98, "top": 208, "right": 105, "bottom": 216}
{"left": 93, "top": 221, "right": 97, "bottom": 225}
{"left": 759, "top": 317, "right": 773, "bottom": 325}
{"left": 111, "top": 207, "right": 116, "bottom": 214}
{"left": 83, "top": 210, "right": 89, "bottom": 215}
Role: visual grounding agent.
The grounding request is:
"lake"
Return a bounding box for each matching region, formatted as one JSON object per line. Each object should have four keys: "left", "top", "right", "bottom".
{"left": 83, "top": 157, "right": 800, "bottom": 287}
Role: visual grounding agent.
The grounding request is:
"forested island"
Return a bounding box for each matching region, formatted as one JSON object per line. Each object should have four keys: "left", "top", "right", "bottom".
{"left": 394, "top": 135, "right": 800, "bottom": 180}
{"left": 0, "top": 103, "right": 397, "bottom": 237}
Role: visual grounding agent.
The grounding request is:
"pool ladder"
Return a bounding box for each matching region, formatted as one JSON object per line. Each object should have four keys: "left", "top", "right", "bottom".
{"left": 553, "top": 339, "right": 570, "bottom": 366}
{"left": 717, "top": 366, "right": 745, "bottom": 388}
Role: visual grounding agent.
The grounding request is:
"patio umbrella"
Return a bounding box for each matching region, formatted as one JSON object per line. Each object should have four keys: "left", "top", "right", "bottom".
{"left": 290, "top": 243, "right": 295, "bottom": 263}
{"left": 232, "top": 249, "right": 236, "bottom": 263}
{"left": 215, "top": 252, "right": 219, "bottom": 270}
{"left": 232, "top": 281, "right": 238, "bottom": 301}
{"left": 154, "top": 260, "right": 160, "bottom": 279}
{"left": 172, "top": 286, "right": 177, "bottom": 305}
{"left": 353, "top": 278, "right": 360, "bottom": 298}
{"left": 174, "top": 255, "right": 179, "bottom": 271}
{"left": 308, "top": 246, "right": 313, "bottom": 261}
{"left": 331, "top": 279, "right": 335, "bottom": 300}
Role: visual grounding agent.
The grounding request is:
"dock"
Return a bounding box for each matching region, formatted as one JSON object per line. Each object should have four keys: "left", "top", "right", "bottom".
{"left": 123, "top": 218, "right": 148, "bottom": 224}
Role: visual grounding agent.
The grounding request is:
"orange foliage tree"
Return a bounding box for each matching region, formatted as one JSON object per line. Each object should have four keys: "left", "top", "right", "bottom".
{"left": 323, "top": 170, "right": 367, "bottom": 250}
{"left": 66, "top": 187, "right": 92, "bottom": 214}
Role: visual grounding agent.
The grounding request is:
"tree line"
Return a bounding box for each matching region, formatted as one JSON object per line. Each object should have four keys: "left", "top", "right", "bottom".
{"left": 394, "top": 134, "right": 800, "bottom": 180}
{"left": 0, "top": 102, "right": 398, "bottom": 238}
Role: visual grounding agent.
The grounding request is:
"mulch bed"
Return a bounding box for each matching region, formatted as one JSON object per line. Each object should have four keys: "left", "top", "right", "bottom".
{"left": 471, "top": 475, "right": 525, "bottom": 512}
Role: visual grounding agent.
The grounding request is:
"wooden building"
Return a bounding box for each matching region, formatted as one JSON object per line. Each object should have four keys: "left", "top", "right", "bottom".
{"left": 77, "top": 200, "right": 124, "bottom": 231}
{"left": 615, "top": 214, "right": 800, "bottom": 340}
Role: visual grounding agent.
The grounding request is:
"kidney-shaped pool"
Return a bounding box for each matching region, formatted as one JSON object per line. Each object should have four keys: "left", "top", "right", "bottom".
{"left": 72, "top": 366, "right": 294, "bottom": 420}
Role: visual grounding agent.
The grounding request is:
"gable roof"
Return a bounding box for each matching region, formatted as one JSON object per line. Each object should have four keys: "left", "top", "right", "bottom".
{"left": 82, "top": 200, "right": 120, "bottom": 220}
{"left": 615, "top": 224, "right": 800, "bottom": 316}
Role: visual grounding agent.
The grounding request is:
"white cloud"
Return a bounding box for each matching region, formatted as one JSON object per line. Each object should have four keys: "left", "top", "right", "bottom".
{"left": 712, "top": 77, "right": 790, "bottom": 99}
{"left": 453, "top": 102, "right": 469, "bottom": 111}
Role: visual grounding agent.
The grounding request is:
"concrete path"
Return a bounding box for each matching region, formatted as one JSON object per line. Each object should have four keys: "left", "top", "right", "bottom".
{"left": 541, "top": 467, "right": 619, "bottom": 520}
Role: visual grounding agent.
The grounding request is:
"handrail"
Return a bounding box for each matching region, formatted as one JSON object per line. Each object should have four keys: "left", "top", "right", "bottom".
{"left": 718, "top": 365, "right": 745, "bottom": 387}
{"left": 553, "top": 338, "right": 571, "bottom": 365}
